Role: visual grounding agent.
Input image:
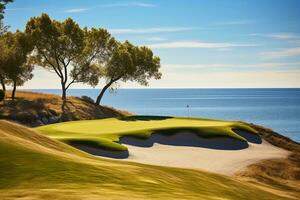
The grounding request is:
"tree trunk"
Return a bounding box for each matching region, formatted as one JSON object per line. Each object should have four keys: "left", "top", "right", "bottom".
{"left": 61, "top": 81, "right": 67, "bottom": 101}
{"left": 62, "top": 88, "right": 67, "bottom": 101}
{"left": 11, "top": 80, "right": 16, "bottom": 101}
{"left": 95, "top": 80, "right": 114, "bottom": 105}
{"left": 0, "top": 78, "right": 5, "bottom": 92}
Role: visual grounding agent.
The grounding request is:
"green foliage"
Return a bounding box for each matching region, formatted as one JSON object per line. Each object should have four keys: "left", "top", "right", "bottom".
{"left": 25, "top": 14, "right": 116, "bottom": 99}
{"left": 74, "top": 28, "right": 116, "bottom": 87}
{"left": 0, "top": 37, "right": 7, "bottom": 89}
{"left": 0, "top": 31, "right": 34, "bottom": 89}
{"left": 26, "top": 13, "right": 84, "bottom": 70}
{"left": 25, "top": 14, "right": 161, "bottom": 101}
{"left": 25, "top": 14, "right": 86, "bottom": 99}
{"left": 80, "top": 95, "right": 94, "bottom": 104}
{"left": 104, "top": 41, "right": 161, "bottom": 86}
{"left": 94, "top": 41, "right": 161, "bottom": 104}
{"left": 0, "top": 19, "right": 8, "bottom": 35}
{"left": 0, "top": 0, "right": 13, "bottom": 20}
{"left": 0, "top": 89, "right": 4, "bottom": 101}
{"left": 0, "top": 30, "right": 33, "bottom": 99}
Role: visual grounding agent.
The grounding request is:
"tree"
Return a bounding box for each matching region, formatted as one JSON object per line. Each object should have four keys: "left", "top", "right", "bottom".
{"left": 0, "top": 19, "right": 8, "bottom": 35}
{"left": 0, "top": 63, "right": 7, "bottom": 91}
{"left": 0, "top": 20, "right": 7, "bottom": 92}
{"left": 0, "top": 33, "right": 8, "bottom": 91}
{"left": 72, "top": 27, "right": 116, "bottom": 88}
{"left": 0, "top": 0, "right": 12, "bottom": 34}
{"left": 26, "top": 14, "right": 111, "bottom": 100}
{"left": 0, "top": 0, "right": 13, "bottom": 20}
{"left": 0, "top": 0, "right": 12, "bottom": 91}
{"left": 95, "top": 41, "right": 161, "bottom": 105}
{"left": 0, "top": 31, "right": 34, "bottom": 100}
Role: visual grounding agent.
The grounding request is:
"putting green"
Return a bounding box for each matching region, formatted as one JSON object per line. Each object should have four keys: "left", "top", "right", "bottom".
{"left": 35, "top": 116, "right": 258, "bottom": 151}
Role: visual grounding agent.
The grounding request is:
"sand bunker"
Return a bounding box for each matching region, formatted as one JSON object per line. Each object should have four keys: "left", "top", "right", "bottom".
{"left": 120, "top": 131, "right": 288, "bottom": 175}
{"left": 72, "top": 130, "right": 289, "bottom": 175}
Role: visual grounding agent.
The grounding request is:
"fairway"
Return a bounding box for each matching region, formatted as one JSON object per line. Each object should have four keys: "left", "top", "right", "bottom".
{"left": 36, "top": 116, "right": 258, "bottom": 152}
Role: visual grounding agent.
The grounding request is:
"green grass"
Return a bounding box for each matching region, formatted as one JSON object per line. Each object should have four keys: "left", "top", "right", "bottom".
{"left": 1, "top": 120, "right": 298, "bottom": 200}
{"left": 35, "top": 115, "right": 258, "bottom": 151}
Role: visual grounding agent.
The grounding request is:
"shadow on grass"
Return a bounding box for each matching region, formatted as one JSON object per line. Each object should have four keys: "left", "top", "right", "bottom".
{"left": 119, "top": 115, "right": 173, "bottom": 121}
{"left": 68, "top": 140, "right": 129, "bottom": 159}
{"left": 71, "top": 143, "right": 129, "bottom": 159}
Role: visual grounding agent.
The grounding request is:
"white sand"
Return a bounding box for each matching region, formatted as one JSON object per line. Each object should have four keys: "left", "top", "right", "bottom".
{"left": 121, "top": 132, "right": 289, "bottom": 175}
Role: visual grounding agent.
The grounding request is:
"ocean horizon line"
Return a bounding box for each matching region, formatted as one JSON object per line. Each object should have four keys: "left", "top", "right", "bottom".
{"left": 20, "top": 87, "right": 300, "bottom": 90}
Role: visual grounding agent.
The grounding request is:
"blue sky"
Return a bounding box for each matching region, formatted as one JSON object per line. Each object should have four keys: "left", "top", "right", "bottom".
{"left": 4, "top": 0, "right": 300, "bottom": 88}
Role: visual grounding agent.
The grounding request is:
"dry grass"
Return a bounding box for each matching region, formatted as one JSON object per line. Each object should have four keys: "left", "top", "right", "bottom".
{"left": 237, "top": 123, "right": 300, "bottom": 191}
{"left": 0, "top": 90, "right": 131, "bottom": 126}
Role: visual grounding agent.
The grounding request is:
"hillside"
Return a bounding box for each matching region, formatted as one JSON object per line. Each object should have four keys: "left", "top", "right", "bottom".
{"left": 0, "top": 91, "right": 131, "bottom": 126}
{"left": 0, "top": 120, "right": 299, "bottom": 200}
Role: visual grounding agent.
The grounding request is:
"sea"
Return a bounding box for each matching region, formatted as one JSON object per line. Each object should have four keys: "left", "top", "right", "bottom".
{"left": 29, "top": 88, "right": 300, "bottom": 142}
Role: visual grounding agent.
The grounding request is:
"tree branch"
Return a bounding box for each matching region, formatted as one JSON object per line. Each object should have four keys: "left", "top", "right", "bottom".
{"left": 39, "top": 51, "right": 63, "bottom": 79}
{"left": 65, "top": 79, "right": 78, "bottom": 90}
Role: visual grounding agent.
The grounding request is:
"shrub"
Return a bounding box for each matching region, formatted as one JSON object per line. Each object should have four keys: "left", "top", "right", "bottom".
{"left": 0, "top": 90, "right": 4, "bottom": 102}
{"left": 81, "top": 95, "right": 94, "bottom": 104}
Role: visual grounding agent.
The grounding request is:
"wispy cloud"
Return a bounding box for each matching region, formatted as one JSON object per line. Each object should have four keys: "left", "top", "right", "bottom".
{"left": 268, "top": 33, "right": 300, "bottom": 40}
{"left": 147, "top": 41, "right": 257, "bottom": 49}
{"left": 260, "top": 47, "right": 300, "bottom": 59}
{"left": 165, "top": 62, "right": 300, "bottom": 69}
{"left": 220, "top": 20, "right": 254, "bottom": 25}
{"left": 64, "top": 8, "right": 89, "bottom": 13}
{"left": 255, "top": 62, "right": 300, "bottom": 68}
{"left": 99, "top": 2, "right": 156, "bottom": 8}
{"left": 250, "top": 32, "right": 300, "bottom": 40}
{"left": 164, "top": 62, "right": 300, "bottom": 72}
{"left": 147, "top": 37, "right": 167, "bottom": 41}
{"left": 64, "top": 2, "right": 156, "bottom": 13}
{"left": 109, "top": 27, "right": 201, "bottom": 34}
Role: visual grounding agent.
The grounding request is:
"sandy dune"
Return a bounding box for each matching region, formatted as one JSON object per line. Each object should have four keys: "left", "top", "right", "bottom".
{"left": 120, "top": 132, "right": 289, "bottom": 175}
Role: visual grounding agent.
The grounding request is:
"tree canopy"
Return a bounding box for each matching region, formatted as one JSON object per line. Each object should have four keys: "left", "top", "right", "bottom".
{"left": 0, "top": 0, "right": 12, "bottom": 92}
{"left": 95, "top": 41, "right": 161, "bottom": 105}
{"left": 26, "top": 13, "right": 116, "bottom": 100}
{"left": 22, "top": 13, "right": 161, "bottom": 103}
{"left": 0, "top": 31, "right": 34, "bottom": 99}
{"left": 0, "top": 35, "right": 8, "bottom": 91}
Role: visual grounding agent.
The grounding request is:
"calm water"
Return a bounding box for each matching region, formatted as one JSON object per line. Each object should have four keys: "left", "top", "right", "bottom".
{"left": 30, "top": 88, "right": 300, "bottom": 142}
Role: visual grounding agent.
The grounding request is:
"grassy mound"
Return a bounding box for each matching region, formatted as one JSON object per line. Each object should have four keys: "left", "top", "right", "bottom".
{"left": 0, "top": 91, "right": 130, "bottom": 126}
{"left": 35, "top": 116, "right": 258, "bottom": 152}
{"left": 0, "top": 120, "right": 297, "bottom": 200}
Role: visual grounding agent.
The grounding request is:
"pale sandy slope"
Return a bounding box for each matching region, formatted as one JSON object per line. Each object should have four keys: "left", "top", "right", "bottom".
{"left": 121, "top": 132, "right": 289, "bottom": 176}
